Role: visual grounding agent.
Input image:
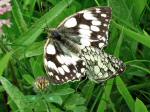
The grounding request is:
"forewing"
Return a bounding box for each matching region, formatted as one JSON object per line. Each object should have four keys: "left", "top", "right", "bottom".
{"left": 44, "top": 39, "right": 86, "bottom": 84}
{"left": 58, "top": 7, "right": 112, "bottom": 49}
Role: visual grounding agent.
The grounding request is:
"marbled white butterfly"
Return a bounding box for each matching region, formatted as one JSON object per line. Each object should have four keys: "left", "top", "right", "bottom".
{"left": 44, "top": 7, "right": 125, "bottom": 84}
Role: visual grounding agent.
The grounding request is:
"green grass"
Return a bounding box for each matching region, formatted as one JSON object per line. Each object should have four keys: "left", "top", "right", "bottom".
{"left": 0, "top": 0, "right": 150, "bottom": 112}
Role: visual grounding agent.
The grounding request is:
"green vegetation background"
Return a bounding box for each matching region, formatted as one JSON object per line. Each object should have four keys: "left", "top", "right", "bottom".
{"left": 0, "top": 0, "right": 150, "bottom": 112}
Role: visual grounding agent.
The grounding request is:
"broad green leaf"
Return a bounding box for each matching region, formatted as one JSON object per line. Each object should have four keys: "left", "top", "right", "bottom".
{"left": 0, "top": 76, "right": 32, "bottom": 112}
{"left": 0, "top": 52, "right": 12, "bottom": 76}
{"left": 73, "top": 106, "right": 87, "bottom": 112}
{"left": 135, "top": 98, "right": 148, "bottom": 112}
{"left": 25, "top": 41, "right": 44, "bottom": 58}
{"left": 29, "top": 57, "right": 44, "bottom": 78}
{"left": 25, "top": 94, "right": 63, "bottom": 105}
{"left": 82, "top": 81, "right": 95, "bottom": 105}
{"left": 116, "top": 77, "right": 135, "bottom": 112}
{"left": 45, "top": 94, "right": 63, "bottom": 105}
{"left": 64, "top": 94, "right": 86, "bottom": 111}
{"left": 52, "top": 88, "right": 75, "bottom": 96}
{"left": 23, "top": 74, "right": 34, "bottom": 85}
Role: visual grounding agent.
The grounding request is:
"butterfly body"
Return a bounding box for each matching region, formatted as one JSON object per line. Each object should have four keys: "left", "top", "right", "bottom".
{"left": 44, "top": 7, "right": 125, "bottom": 84}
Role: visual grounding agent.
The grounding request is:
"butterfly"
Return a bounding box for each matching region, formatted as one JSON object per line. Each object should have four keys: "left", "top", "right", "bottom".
{"left": 43, "top": 7, "right": 125, "bottom": 84}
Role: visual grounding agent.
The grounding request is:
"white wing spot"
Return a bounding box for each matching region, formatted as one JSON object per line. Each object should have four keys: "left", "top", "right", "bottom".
{"left": 80, "top": 38, "right": 91, "bottom": 46}
{"left": 47, "top": 61, "right": 58, "bottom": 72}
{"left": 91, "top": 25, "right": 100, "bottom": 32}
{"left": 103, "top": 65, "right": 108, "bottom": 71}
{"left": 58, "top": 67, "right": 65, "bottom": 75}
{"left": 83, "top": 48, "right": 87, "bottom": 52}
{"left": 79, "top": 34, "right": 90, "bottom": 39}
{"left": 85, "top": 55, "right": 90, "bottom": 60}
{"left": 96, "top": 10, "right": 101, "bottom": 13}
{"left": 62, "top": 65, "right": 70, "bottom": 73}
{"left": 92, "top": 20, "right": 101, "bottom": 26}
{"left": 76, "top": 73, "right": 81, "bottom": 78}
{"left": 91, "top": 47, "right": 96, "bottom": 52}
{"left": 97, "top": 35, "right": 102, "bottom": 39}
{"left": 46, "top": 44, "right": 56, "bottom": 55}
{"left": 62, "top": 56, "right": 73, "bottom": 65}
{"left": 101, "top": 14, "right": 107, "bottom": 17}
{"left": 82, "top": 62, "right": 86, "bottom": 66}
{"left": 48, "top": 72, "right": 53, "bottom": 76}
{"left": 90, "top": 55, "right": 95, "bottom": 61}
{"left": 99, "top": 43, "right": 105, "bottom": 48}
{"left": 55, "top": 75, "right": 60, "bottom": 80}
{"left": 81, "top": 68, "right": 85, "bottom": 73}
{"left": 65, "top": 76, "right": 68, "bottom": 80}
{"left": 104, "top": 73, "right": 109, "bottom": 78}
{"left": 83, "top": 12, "right": 97, "bottom": 20}
{"left": 64, "top": 17, "right": 77, "bottom": 28}
{"left": 94, "top": 66, "right": 100, "bottom": 74}
{"left": 94, "top": 56, "right": 97, "bottom": 60}
{"left": 98, "top": 72, "right": 103, "bottom": 78}
{"left": 56, "top": 55, "right": 64, "bottom": 64}
{"left": 105, "top": 19, "right": 109, "bottom": 22}
{"left": 103, "top": 23, "right": 107, "bottom": 27}
{"left": 79, "top": 24, "right": 90, "bottom": 30}
{"left": 79, "top": 29, "right": 92, "bottom": 36}
{"left": 101, "top": 37, "right": 106, "bottom": 42}
{"left": 73, "top": 70, "right": 76, "bottom": 73}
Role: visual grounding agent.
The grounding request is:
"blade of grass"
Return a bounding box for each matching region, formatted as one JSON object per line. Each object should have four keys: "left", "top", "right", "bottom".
{"left": 132, "top": 0, "right": 147, "bottom": 22}
{"left": 97, "top": 27, "right": 124, "bottom": 112}
{"left": 112, "top": 21, "right": 150, "bottom": 48}
{"left": 129, "top": 64, "right": 150, "bottom": 74}
{"left": 135, "top": 98, "right": 148, "bottom": 112}
{"left": 125, "top": 60, "right": 150, "bottom": 64}
{"left": 90, "top": 86, "right": 102, "bottom": 112}
{"left": 82, "top": 81, "right": 95, "bottom": 105}
{"left": 0, "top": 52, "right": 12, "bottom": 76}
{"left": 12, "top": 0, "right": 28, "bottom": 33}
{"left": 113, "top": 27, "right": 135, "bottom": 112}
{"left": 97, "top": 79, "right": 114, "bottom": 112}
{"left": 14, "top": 0, "right": 74, "bottom": 46}
{"left": 116, "top": 77, "right": 135, "bottom": 112}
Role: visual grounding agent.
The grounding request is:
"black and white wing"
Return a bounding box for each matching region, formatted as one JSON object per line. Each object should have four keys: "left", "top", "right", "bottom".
{"left": 81, "top": 49, "right": 125, "bottom": 83}
{"left": 44, "top": 39, "right": 86, "bottom": 84}
{"left": 57, "top": 7, "right": 112, "bottom": 49}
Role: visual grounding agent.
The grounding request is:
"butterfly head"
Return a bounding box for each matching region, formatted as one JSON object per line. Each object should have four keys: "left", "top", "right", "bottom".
{"left": 47, "top": 28, "right": 61, "bottom": 40}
